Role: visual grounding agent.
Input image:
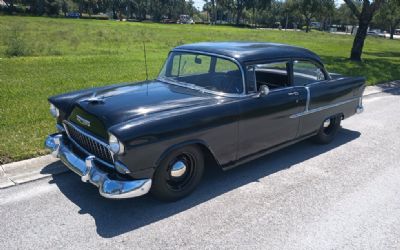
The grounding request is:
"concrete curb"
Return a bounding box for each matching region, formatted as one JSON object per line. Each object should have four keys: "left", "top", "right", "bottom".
{"left": 0, "top": 155, "right": 67, "bottom": 189}
{"left": 0, "top": 80, "right": 399, "bottom": 189}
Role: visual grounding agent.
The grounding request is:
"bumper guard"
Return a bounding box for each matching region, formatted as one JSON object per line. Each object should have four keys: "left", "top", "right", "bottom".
{"left": 45, "top": 133, "right": 152, "bottom": 199}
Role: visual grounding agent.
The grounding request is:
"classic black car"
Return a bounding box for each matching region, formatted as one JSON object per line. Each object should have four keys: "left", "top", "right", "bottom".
{"left": 45, "top": 42, "right": 365, "bottom": 201}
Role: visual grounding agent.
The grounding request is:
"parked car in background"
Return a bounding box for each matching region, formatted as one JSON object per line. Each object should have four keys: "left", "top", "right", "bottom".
{"left": 66, "top": 12, "right": 80, "bottom": 18}
{"left": 177, "top": 14, "right": 194, "bottom": 24}
{"left": 367, "top": 30, "right": 385, "bottom": 37}
{"left": 45, "top": 42, "right": 365, "bottom": 201}
{"left": 310, "top": 22, "right": 321, "bottom": 29}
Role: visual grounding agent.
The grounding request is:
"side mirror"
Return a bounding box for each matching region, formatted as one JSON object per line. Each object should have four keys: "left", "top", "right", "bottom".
{"left": 259, "top": 85, "right": 270, "bottom": 97}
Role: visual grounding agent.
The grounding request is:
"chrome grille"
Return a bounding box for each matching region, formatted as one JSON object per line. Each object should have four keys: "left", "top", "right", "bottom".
{"left": 64, "top": 121, "right": 113, "bottom": 164}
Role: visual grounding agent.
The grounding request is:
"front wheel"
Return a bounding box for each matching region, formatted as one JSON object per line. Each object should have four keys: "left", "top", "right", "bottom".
{"left": 151, "top": 145, "right": 204, "bottom": 201}
{"left": 312, "top": 115, "right": 342, "bottom": 144}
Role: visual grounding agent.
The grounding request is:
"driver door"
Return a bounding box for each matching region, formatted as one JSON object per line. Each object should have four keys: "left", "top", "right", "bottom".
{"left": 237, "top": 62, "right": 307, "bottom": 159}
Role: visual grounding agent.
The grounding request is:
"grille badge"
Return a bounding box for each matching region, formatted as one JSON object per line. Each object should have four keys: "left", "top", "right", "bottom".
{"left": 76, "top": 115, "right": 91, "bottom": 127}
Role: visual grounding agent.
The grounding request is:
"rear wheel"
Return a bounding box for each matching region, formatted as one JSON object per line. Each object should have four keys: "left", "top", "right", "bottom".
{"left": 151, "top": 145, "right": 204, "bottom": 201}
{"left": 312, "top": 115, "right": 341, "bottom": 144}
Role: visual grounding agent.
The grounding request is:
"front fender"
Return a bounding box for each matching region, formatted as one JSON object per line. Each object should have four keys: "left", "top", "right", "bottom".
{"left": 154, "top": 139, "right": 220, "bottom": 167}
{"left": 111, "top": 98, "right": 241, "bottom": 179}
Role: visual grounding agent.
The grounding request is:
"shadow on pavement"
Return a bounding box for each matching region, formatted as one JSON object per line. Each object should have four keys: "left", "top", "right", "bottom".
{"left": 376, "top": 82, "right": 400, "bottom": 96}
{"left": 42, "top": 128, "right": 360, "bottom": 238}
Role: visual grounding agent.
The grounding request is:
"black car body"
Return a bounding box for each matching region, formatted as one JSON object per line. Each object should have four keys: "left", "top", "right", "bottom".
{"left": 45, "top": 42, "right": 365, "bottom": 200}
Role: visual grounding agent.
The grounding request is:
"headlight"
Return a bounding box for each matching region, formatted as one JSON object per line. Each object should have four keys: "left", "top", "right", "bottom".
{"left": 108, "top": 133, "right": 125, "bottom": 154}
{"left": 49, "top": 103, "right": 59, "bottom": 118}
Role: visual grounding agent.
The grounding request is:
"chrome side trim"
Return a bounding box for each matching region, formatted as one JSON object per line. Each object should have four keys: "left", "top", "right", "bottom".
{"left": 289, "top": 97, "right": 359, "bottom": 118}
{"left": 268, "top": 86, "right": 295, "bottom": 93}
{"left": 305, "top": 86, "right": 310, "bottom": 112}
{"left": 45, "top": 133, "right": 152, "bottom": 199}
{"left": 62, "top": 121, "right": 115, "bottom": 169}
{"left": 158, "top": 78, "right": 244, "bottom": 98}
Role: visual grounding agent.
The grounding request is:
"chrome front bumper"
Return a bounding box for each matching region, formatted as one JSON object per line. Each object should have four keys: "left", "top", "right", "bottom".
{"left": 45, "top": 133, "right": 152, "bottom": 199}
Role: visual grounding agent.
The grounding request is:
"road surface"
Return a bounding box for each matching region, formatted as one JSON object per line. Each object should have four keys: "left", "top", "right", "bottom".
{"left": 1, "top": 89, "right": 400, "bottom": 249}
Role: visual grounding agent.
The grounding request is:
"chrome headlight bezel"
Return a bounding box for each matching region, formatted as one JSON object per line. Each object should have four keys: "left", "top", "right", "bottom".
{"left": 49, "top": 103, "right": 59, "bottom": 118}
{"left": 108, "top": 133, "right": 125, "bottom": 155}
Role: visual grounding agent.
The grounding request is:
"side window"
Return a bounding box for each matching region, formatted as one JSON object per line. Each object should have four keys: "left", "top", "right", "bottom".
{"left": 215, "top": 58, "right": 238, "bottom": 73}
{"left": 293, "top": 60, "right": 326, "bottom": 86}
{"left": 248, "top": 61, "right": 290, "bottom": 92}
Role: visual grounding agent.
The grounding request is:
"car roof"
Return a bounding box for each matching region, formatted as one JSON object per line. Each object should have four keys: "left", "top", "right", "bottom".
{"left": 173, "top": 42, "right": 323, "bottom": 65}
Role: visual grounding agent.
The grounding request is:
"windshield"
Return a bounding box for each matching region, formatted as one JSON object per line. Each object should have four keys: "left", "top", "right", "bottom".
{"left": 158, "top": 51, "right": 244, "bottom": 94}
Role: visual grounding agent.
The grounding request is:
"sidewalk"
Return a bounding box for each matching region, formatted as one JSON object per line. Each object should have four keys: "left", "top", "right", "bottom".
{"left": 1, "top": 81, "right": 399, "bottom": 189}
{"left": 0, "top": 155, "right": 65, "bottom": 188}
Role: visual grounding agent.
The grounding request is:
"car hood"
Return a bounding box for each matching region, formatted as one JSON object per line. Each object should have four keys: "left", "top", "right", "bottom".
{"left": 68, "top": 80, "right": 221, "bottom": 136}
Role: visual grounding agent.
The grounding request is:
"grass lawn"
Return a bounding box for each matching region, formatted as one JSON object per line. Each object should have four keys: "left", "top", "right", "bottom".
{"left": 1, "top": 16, "right": 400, "bottom": 164}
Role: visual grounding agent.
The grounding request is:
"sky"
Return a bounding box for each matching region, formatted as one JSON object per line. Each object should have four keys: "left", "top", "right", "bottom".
{"left": 193, "top": 0, "right": 204, "bottom": 10}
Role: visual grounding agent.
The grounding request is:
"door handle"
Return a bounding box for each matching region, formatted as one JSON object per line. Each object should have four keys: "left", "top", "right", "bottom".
{"left": 288, "top": 91, "right": 299, "bottom": 96}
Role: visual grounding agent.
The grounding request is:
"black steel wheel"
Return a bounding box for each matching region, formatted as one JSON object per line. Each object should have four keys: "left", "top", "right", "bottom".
{"left": 312, "top": 115, "right": 341, "bottom": 144}
{"left": 151, "top": 145, "right": 204, "bottom": 201}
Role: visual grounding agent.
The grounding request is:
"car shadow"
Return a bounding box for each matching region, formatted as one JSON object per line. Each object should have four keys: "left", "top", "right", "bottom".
{"left": 374, "top": 82, "right": 400, "bottom": 96}
{"left": 42, "top": 128, "right": 360, "bottom": 238}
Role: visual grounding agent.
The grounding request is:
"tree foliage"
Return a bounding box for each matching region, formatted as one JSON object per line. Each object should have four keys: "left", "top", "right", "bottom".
{"left": 1, "top": 0, "right": 198, "bottom": 20}
{"left": 1, "top": 0, "right": 399, "bottom": 37}
{"left": 374, "top": 0, "right": 400, "bottom": 39}
{"left": 344, "top": 0, "right": 385, "bottom": 61}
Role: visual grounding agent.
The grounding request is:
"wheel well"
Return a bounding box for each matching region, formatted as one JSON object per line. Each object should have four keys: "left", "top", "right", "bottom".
{"left": 155, "top": 142, "right": 221, "bottom": 170}
{"left": 193, "top": 143, "right": 220, "bottom": 169}
{"left": 325, "top": 113, "right": 344, "bottom": 121}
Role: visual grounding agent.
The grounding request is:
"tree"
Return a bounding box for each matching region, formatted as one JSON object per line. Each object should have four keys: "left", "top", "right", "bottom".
{"left": 210, "top": 0, "right": 216, "bottom": 24}
{"left": 45, "top": 0, "right": 61, "bottom": 15}
{"left": 234, "top": 0, "right": 246, "bottom": 25}
{"left": 216, "top": 0, "right": 235, "bottom": 23}
{"left": 61, "top": 0, "right": 68, "bottom": 16}
{"left": 288, "top": 0, "right": 323, "bottom": 32}
{"left": 334, "top": 3, "right": 358, "bottom": 27}
{"left": 317, "top": 0, "right": 335, "bottom": 30}
{"left": 374, "top": 0, "right": 400, "bottom": 39}
{"left": 245, "top": 0, "right": 271, "bottom": 27}
{"left": 3, "top": 0, "right": 17, "bottom": 12}
{"left": 344, "top": 0, "right": 385, "bottom": 61}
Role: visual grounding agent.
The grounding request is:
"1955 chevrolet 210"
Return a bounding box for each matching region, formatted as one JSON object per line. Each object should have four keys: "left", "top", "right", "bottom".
{"left": 45, "top": 42, "right": 365, "bottom": 201}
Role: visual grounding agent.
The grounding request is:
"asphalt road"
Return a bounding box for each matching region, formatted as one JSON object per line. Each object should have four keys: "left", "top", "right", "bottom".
{"left": 1, "top": 90, "right": 400, "bottom": 249}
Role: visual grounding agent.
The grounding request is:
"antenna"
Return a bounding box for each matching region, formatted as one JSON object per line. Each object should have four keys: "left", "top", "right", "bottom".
{"left": 143, "top": 42, "right": 149, "bottom": 81}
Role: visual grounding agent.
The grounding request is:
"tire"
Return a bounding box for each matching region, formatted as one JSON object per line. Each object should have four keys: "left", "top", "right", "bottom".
{"left": 312, "top": 115, "right": 342, "bottom": 144}
{"left": 151, "top": 145, "right": 204, "bottom": 201}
